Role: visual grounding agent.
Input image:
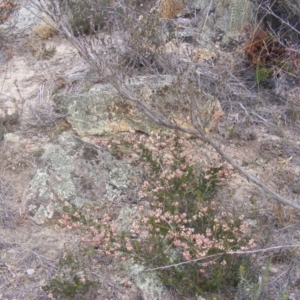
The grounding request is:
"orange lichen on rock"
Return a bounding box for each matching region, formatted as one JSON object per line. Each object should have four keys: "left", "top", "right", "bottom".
{"left": 158, "top": 0, "right": 185, "bottom": 18}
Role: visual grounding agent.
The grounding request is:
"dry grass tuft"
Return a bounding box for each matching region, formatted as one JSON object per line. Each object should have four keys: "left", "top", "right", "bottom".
{"left": 33, "top": 19, "right": 57, "bottom": 40}
{"left": 27, "top": 101, "right": 65, "bottom": 128}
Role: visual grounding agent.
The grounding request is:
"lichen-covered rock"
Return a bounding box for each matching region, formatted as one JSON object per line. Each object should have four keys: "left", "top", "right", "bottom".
{"left": 8, "top": 0, "right": 46, "bottom": 33}
{"left": 158, "top": 0, "right": 185, "bottom": 19}
{"left": 189, "top": 0, "right": 254, "bottom": 33}
{"left": 26, "top": 132, "right": 142, "bottom": 224}
{"left": 4, "top": 133, "right": 20, "bottom": 143}
{"left": 125, "top": 263, "right": 172, "bottom": 300}
{"left": 54, "top": 76, "right": 173, "bottom": 136}
{"left": 54, "top": 75, "right": 222, "bottom": 136}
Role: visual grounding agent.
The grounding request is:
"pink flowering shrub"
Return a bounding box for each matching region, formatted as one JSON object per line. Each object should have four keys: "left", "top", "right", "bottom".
{"left": 59, "top": 133, "right": 256, "bottom": 296}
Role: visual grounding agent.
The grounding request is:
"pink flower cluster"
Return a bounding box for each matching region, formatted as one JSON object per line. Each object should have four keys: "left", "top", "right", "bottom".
{"left": 59, "top": 133, "right": 256, "bottom": 275}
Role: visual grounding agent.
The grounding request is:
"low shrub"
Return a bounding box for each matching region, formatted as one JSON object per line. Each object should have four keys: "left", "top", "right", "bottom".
{"left": 57, "top": 133, "right": 257, "bottom": 297}
{"left": 244, "top": 0, "right": 300, "bottom": 84}
{"left": 43, "top": 248, "right": 98, "bottom": 300}
{"left": 57, "top": 0, "right": 115, "bottom": 36}
{"left": 243, "top": 28, "right": 300, "bottom": 84}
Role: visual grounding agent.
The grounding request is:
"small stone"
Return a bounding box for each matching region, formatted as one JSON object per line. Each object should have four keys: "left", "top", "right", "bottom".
{"left": 261, "top": 266, "right": 279, "bottom": 274}
{"left": 4, "top": 133, "right": 20, "bottom": 143}
{"left": 26, "top": 269, "right": 35, "bottom": 275}
{"left": 31, "top": 136, "right": 39, "bottom": 141}
{"left": 269, "top": 267, "right": 279, "bottom": 274}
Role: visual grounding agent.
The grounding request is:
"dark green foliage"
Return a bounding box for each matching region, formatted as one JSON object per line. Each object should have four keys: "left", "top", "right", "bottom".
{"left": 236, "top": 257, "right": 269, "bottom": 300}
{"left": 42, "top": 250, "right": 98, "bottom": 300}
{"left": 255, "top": 65, "right": 273, "bottom": 85}
{"left": 43, "top": 277, "right": 96, "bottom": 300}
{"left": 60, "top": 0, "right": 114, "bottom": 36}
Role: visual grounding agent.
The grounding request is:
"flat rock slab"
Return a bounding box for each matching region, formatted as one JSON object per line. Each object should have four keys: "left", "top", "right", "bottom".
{"left": 54, "top": 75, "right": 174, "bottom": 136}
{"left": 26, "top": 132, "right": 142, "bottom": 224}
{"left": 54, "top": 75, "right": 222, "bottom": 136}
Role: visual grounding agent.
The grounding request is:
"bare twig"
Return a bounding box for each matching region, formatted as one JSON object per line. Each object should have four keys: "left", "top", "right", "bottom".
{"left": 146, "top": 244, "right": 300, "bottom": 271}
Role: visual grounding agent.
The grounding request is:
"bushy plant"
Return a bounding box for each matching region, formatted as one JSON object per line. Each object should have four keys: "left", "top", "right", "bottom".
{"left": 237, "top": 264, "right": 266, "bottom": 300}
{"left": 244, "top": 1, "right": 300, "bottom": 83}
{"left": 57, "top": 0, "right": 114, "bottom": 36}
{"left": 58, "top": 133, "right": 256, "bottom": 297}
{"left": 43, "top": 248, "right": 97, "bottom": 300}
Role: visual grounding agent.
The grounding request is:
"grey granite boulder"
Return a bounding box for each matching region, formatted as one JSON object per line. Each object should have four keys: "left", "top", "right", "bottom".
{"left": 26, "top": 132, "right": 142, "bottom": 224}
{"left": 189, "top": 0, "right": 254, "bottom": 33}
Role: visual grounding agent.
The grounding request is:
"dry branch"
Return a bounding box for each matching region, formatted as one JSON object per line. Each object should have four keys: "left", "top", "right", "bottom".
{"left": 104, "top": 79, "right": 300, "bottom": 210}
{"left": 147, "top": 244, "right": 300, "bottom": 271}
{"left": 32, "top": 0, "right": 300, "bottom": 210}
